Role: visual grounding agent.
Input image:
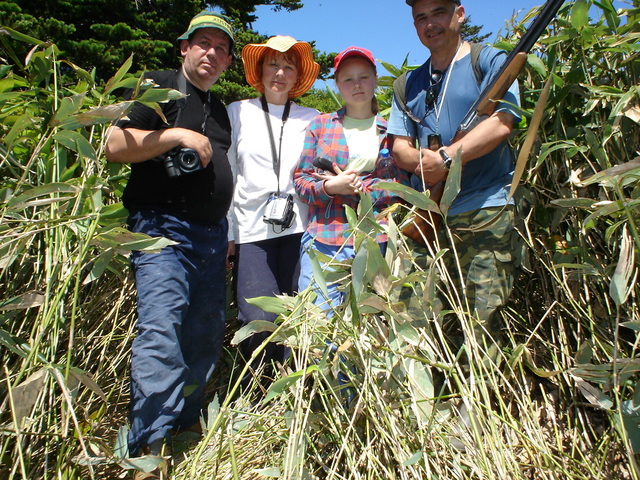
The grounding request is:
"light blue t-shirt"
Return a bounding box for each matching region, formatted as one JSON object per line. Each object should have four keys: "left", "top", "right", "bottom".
{"left": 387, "top": 46, "right": 521, "bottom": 216}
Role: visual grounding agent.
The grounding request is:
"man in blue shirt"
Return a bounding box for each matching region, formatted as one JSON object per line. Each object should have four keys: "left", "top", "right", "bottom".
{"left": 388, "top": 0, "right": 523, "bottom": 351}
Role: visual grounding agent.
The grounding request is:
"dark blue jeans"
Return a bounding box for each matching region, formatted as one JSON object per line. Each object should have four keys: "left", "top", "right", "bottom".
{"left": 127, "top": 209, "right": 227, "bottom": 455}
{"left": 235, "top": 233, "right": 302, "bottom": 371}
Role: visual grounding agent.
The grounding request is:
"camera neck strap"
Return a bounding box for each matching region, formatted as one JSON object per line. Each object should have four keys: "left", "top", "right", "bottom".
{"left": 175, "top": 71, "right": 211, "bottom": 135}
{"left": 260, "top": 95, "right": 291, "bottom": 194}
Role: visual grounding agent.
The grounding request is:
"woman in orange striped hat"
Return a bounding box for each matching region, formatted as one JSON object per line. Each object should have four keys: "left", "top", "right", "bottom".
{"left": 227, "top": 36, "right": 320, "bottom": 390}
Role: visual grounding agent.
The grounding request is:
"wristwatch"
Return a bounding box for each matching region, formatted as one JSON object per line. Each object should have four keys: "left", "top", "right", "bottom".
{"left": 439, "top": 148, "right": 453, "bottom": 170}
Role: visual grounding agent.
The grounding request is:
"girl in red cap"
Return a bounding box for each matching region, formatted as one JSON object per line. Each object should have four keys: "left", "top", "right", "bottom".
{"left": 294, "top": 46, "right": 408, "bottom": 311}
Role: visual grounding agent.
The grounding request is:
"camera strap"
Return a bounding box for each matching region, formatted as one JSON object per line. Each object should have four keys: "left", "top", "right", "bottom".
{"left": 260, "top": 95, "right": 291, "bottom": 194}
{"left": 175, "top": 71, "right": 210, "bottom": 135}
{"left": 173, "top": 70, "right": 188, "bottom": 129}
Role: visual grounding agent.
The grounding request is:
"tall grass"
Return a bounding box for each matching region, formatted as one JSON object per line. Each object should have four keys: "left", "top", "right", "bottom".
{"left": 1, "top": 0, "right": 639, "bottom": 478}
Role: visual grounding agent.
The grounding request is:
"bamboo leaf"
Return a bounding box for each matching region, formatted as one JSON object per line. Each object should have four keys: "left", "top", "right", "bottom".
{"left": 575, "top": 341, "right": 593, "bottom": 364}
{"left": 550, "top": 198, "right": 599, "bottom": 209}
{"left": 83, "top": 250, "right": 115, "bottom": 285}
{"left": 610, "top": 225, "right": 636, "bottom": 307}
{"left": 263, "top": 365, "right": 318, "bottom": 403}
{"left": 68, "top": 368, "right": 108, "bottom": 403}
{"left": 621, "top": 399, "right": 640, "bottom": 453}
{"left": 0, "top": 329, "right": 29, "bottom": 359}
{"left": 363, "top": 237, "right": 391, "bottom": 296}
{"left": 206, "top": 395, "right": 220, "bottom": 432}
{"left": 60, "top": 59, "right": 95, "bottom": 86}
{"left": 118, "top": 456, "right": 164, "bottom": 472}
{"left": 572, "top": 359, "right": 640, "bottom": 385}
{"left": 583, "top": 201, "right": 623, "bottom": 229}
{"left": 4, "top": 114, "right": 36, "bottom": 150}
{"left": 113, "top": 425, "right": 129, "bottom": 459}
{"left": 7, "top": 183, "right": 80, "bottom": 210}
{"left": 404, "top": 357, "right": 433, "bottom": 422}
{"left": 580, "top": 157, "right": 640, "bottom": 187}
{"left": 344, "top": 204, "right": 358, "bottom": 231}
{"left": 253, "top": 467, "right": 281, "bottom": 478}
{"left": 53, "top": 130, "right": 97, "bottom": 160}
{"left": 440, "top": 147, "right": 462, "bottom": 216}
{"left": 231, "top": 321, "right": 277, "bottom": 346}
{"left": 58, "top": 102, "right": 133, "bottom": 129}
{"left": 246, "top": 295, "right": 288, "bottom": 315}
{"left": 50, "top": 94, "right": 86, "bottom": 126}
{"left": 621, "top": 322, "right": 640, "bottom": 332}
{"left": 572, "top": 376, "right": 614, "bottom": 410}
{"left": 571, "top": 0, "right": 590, "bottom": 30}
{"left": 90, "top": 227, "right": 177, "bottom": 254}
{"left": 379, "top": 60, "right": 403, "bottom": 78}
{"left": 594, "top": 0, "right": 621, "bottom": 30}
{"left": 137, "top": 87, "right": 184, "bottom": 104}
{"left": 0, "top": 291, "right": 44, "bottom": 311}
{"left": 0, "top": 25, "right": 43, "bottom": 46}
{"left": 624, "top": 106, "right": 640, "bottom": 124}
{"left": 10, "top": 368, "right": 47, "bottom": 427}
{"left": 103, "top": 54, "right": 133, "bottom": 96}
{"left": 522, "top": 346, "right": 561, "bottom": 378}
{"left": 357, "top": 293, "right": 387, "bottom": 314}
{"left": 352, "top": 244, "right": 366, "bottom": 297}
{"left": 303, "top": 243, "right": 330, "bottom": 302}
{"left": 373, "top": 181, "right": 439, "bottom": 212}
{"left": 403, "top": 450, "right": 423, "bottom": 467}
{"left": 526, "top": 53, "right": 547, "bottom": 77}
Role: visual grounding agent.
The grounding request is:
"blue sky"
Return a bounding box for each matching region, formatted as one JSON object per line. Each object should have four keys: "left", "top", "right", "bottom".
{"left": 251, "top": 0, "right": 545, "bottom": 77}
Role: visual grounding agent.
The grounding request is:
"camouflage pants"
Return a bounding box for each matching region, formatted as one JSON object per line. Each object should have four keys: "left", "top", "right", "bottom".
{"left": 400, "top": 206, "right": 521, "bottom": 350}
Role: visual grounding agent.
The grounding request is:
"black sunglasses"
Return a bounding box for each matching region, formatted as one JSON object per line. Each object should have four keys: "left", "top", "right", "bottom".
{"left": 425, "top": 69, "right": 444, "bottom": 109}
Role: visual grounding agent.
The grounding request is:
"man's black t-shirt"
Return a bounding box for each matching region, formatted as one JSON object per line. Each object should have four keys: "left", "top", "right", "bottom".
{"left": 116, "top": 70, "right": 233, "bottom": 223}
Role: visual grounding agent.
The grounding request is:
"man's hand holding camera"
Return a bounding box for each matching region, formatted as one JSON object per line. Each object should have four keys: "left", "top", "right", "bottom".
{"left": 174, "top": 128, "right": 213, "bottom": 169}
{"left": 105, "top": 125, "right": 213, "bottom": 170}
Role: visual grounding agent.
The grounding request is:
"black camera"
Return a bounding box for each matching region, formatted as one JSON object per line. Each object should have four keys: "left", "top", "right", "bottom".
{"left": 164, "top": 147, "right": 203, "bottom": 178}
{"left": 313, "top": 156, "right": 334, "bottom": 172}
{"left": 263, "top": 192, "right": 295, "bottom": 229}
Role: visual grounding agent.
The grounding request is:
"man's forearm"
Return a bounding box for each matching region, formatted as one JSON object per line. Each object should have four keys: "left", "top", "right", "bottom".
{"left": 392, "top": 135, "right": 421, "bottom": 172}
{"left": 105, "top": 126, "right": 183, "bottom": 164}
{"left": 446, "top": 111, "right": 514, "bottom": 165}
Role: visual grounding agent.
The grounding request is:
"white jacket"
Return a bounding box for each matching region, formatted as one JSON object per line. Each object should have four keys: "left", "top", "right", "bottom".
{"left": 227, "top": 97, "right": 318, "bottom": 243}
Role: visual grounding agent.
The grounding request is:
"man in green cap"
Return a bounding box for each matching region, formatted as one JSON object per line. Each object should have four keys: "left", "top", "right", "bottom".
{"left": 106, "top": 11, "right": 235, "bottom": 479}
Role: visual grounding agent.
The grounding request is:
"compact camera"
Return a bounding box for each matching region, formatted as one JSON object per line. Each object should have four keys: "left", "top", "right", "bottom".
{"left": 164, "top": 147, "right": 203, "bottom": 178}
{"left": 263, "top": 192, "right": 295, "bottom": 229}
{"left": 313, "top": 156, "right": 334, "bottom": 172}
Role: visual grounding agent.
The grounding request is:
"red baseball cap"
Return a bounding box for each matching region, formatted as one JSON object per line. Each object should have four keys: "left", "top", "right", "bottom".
{"left": 333, "top": 46, "right": 376, "bottom": 72}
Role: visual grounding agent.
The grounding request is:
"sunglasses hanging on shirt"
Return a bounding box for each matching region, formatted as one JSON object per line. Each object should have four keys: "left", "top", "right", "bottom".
{"left": 425, "top": 68, "right": 444, "bottom": 110}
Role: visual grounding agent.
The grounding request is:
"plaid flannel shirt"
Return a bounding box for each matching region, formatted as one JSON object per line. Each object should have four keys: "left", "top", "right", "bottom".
{"left": 294, "top": 108, "right": 409, "bottom": 246}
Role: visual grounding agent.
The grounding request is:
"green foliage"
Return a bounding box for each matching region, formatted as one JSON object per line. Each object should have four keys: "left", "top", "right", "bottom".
{"left": 0, "top": 28, "right": 186, "bottom": 479}
{"left": 0, "top": 0, "right": 310, "bottom": 89}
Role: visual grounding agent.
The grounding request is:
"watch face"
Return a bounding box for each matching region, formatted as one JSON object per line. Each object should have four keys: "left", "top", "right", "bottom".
{"left": 440, "top": 149, "right": 452, "bottom": 169}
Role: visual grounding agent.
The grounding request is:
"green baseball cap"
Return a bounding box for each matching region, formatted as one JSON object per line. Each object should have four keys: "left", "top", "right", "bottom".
{"left": 177, "top": 11, "right": 235, "bottom": 48}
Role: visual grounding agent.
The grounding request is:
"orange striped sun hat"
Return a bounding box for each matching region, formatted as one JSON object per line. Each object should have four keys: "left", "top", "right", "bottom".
{"left": 242, "top": 36, "right": 320, "bottom": 98}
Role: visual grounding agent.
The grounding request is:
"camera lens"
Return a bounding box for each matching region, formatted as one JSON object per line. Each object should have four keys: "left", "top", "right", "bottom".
{"left": 178, "top": 149, "right": 200, "bottom": 171}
